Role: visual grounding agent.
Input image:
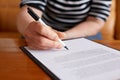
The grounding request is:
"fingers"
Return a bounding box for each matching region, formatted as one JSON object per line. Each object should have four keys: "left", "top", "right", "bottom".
{"left": 23, "top": 21, "right": 62, "bottom": 50}
{"left": 25, "top": 34, "right": 63, "bottom": 50}
{"left": 54, "top": 30, "right": 66, "bottom": 39}
{"left": 34, "top": 21, "right": 59, "bottom": 41}
{"left": 23, "top": 21, "right": 65, "bottom": 50}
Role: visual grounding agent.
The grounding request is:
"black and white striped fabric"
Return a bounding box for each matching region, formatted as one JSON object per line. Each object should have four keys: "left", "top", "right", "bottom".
{"left": 20, "top": 0, "right": 111, "bottom": 31}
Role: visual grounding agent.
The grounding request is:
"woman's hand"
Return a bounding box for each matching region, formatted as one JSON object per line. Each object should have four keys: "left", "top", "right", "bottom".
{"left": 23, "top": 21, "right": 65, "bottom": 50}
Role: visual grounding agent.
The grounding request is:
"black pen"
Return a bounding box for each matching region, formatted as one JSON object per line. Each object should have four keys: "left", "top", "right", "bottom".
{"left": 27, "top": 7, "right": 69, "bottom": 50}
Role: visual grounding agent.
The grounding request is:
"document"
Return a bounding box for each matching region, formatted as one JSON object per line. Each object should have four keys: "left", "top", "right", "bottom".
{"left": 21, "top": 38, "right": 120, "bottom": 80}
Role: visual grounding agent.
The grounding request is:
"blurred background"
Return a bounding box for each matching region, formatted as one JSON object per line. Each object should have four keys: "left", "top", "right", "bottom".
{"left": 0, "top": 0, "right": 119, "bottom": 40}
{"left": 0, "top": 0, "right": 20, "bottom": 38}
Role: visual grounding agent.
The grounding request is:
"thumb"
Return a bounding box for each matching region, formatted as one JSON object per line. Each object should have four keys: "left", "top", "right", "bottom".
{"left": 55, "top": 31, "right": 66, "bottom": 39}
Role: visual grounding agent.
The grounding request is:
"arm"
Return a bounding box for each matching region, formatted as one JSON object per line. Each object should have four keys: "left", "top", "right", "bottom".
{"left": 17, "top": 5, "right": 43, "bottom": 35}
{"left": 63, "top": 0, "right": 112, "bottom": 39}
{"left": 64, "top": 16, "right": 104, "bottom": 39}
{"left": 17, "top": 3, "right": 64, "bottom": 49}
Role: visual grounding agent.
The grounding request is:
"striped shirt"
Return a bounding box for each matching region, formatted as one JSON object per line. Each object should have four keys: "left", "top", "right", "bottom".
{"left": 20, "top": 0, "right": 112, "bottom": 31}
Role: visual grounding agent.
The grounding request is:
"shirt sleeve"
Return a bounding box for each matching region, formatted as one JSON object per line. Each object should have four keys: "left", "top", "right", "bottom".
{"left": 20, "top": 0, "right": 47, "bottom": 12}
{"left": 88, "top": 0, "right": 112, "bottom": 21}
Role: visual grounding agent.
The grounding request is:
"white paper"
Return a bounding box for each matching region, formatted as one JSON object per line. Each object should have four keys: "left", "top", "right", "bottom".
{"left": 24, "top": 38, "right": 120, "bottom": 80}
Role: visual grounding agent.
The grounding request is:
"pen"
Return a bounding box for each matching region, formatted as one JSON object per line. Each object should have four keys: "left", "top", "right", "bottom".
{"left": 27, "top": 7, "right": 69, "bottom": 50}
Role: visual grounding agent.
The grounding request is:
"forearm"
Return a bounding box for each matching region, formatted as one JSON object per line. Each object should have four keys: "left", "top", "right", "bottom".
{"left": 17, "top": 5, "right": 43, "bottom": 35}
{"left": 64, "top": 16, "right": 105, "bottom": 39}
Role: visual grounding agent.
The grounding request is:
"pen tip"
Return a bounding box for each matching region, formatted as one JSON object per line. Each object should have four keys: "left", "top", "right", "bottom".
{"left": 64, "top": 46, "right": 69, "bottom": 50}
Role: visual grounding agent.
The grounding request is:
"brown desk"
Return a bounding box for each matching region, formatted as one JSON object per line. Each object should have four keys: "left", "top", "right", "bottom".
{"left": 0, "top": 38, "right": 120, "bottom": 80}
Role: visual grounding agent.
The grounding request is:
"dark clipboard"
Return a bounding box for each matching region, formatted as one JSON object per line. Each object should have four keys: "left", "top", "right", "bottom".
{"left": 20, "top": 47, "right": 60, "bottom": 80}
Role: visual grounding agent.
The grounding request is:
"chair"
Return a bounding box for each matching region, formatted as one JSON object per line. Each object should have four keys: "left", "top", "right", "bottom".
{"left": 101, "top": 0, "right": 116, "bottom": 40}
{"left": 114, "top": 0, "right": 120, "bottom": 40}
{"left": 0, "top": 0, "right": 20, "bottom": 38}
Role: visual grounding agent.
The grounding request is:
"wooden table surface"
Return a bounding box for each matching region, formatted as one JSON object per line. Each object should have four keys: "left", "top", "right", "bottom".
{"left": 0, "top": 38, "right": 120, "bottom": 80}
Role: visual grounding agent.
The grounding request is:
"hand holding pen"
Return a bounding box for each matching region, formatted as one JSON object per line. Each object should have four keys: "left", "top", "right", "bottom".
{"left": 24, "top": 7, "right": 68, "bottom": 50}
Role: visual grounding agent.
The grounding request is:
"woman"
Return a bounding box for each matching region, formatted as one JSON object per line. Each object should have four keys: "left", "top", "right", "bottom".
{"left": 17, "top": 0, "right": 112, "bottom": 49}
